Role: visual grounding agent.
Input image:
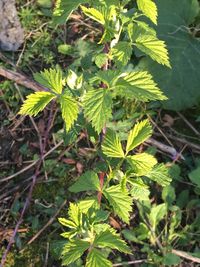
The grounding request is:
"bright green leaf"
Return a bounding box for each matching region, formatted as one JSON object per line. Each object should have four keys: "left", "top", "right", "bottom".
{"left": 34, "top": 68, "right": 63, "bottom": 94}
{"left": 59, "top": 93, "right": 79, "bottom": 131}
{"left": 69, "top": 171, "right": 100, "bottom": 193}
{"left": 137, "top": 0, "right": 158, "bottom": 24}
{"left": 111, "top": 41, "right": 132, "bottom": 66}
{"left": 127, "top": 153, "right": 157, "bottom": 176}
{"left": 102, "top": 128, "right": 124, "bottom": 158}
{"left": 61, "top": 240, "right": 90, "bottom": 265}
{"left": 126, "top": 119, "right": 152, "bottom": 154}
{"left": 129, "top": 179, "right": 150, "bottom": 200}
{"left": 94, "top": 53, "right": 108, "bottom": 68}
{"left": 103, "top": 185, "right": 132, "bottom": 223}
{"left": 19, "top": 91, "right": 56, "bottom": 116}
{"left": 146, "top": 164, "right": 172, "bottom": 186}
{"left": 94, "top": 230, "right": 131, "bottom": 253}
{"left": 116, "top": 71, "right": 167, "bottom": 101}
{"left": 86, "top": 248, "right": 112, "bottom": 267}
{"left": 81, "top": 6, "right": 105, "bottom": 25}
{"left": 83, "top": 89, "right": 112, "bottom": 133}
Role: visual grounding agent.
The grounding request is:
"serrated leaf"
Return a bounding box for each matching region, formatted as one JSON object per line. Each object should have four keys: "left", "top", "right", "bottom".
{"left": 34, "top": 68, "right": 63, "bottom": 94}
{"left": 69, "top": 171, "right": 100, "bottom": 193}
{"left": 19, "top": 92, "right": 56, "bottom": 116}
{"left": 86, "top": 248, "right": 112, "bottom": 267}
{"left": 81, "top": 6, "right": 105, "bottom": 25}
{"left": 116, "top": 71, "right": 167, "bottom": 101}
{"left": 139, "top": 0, "right": 200, "bottom": 110}
{"left": 96, "top": 70, "right": 120, "bottom": 87}
{"left": 111, "top": 41, "right": 132, "bottom": 66}
{"left": 58, "top": 218, "right": 77, "bottom": 228}
{"left": 53, "top": 0, "right": 87, "bottom": 24}
{"left": 126, "top": 119, "right": 152, "bottom": 154}
{"left": 59, "top": 94, "right": 79, "bottom": 131}
{"left": 149, "top": 203, "right": 167, "bottom": 230}
{"left": 61, "top": 240, "right": 90, "bottom": 265}
{"left": 137, "top": 0, "right": 158, "bottom": 24}
{"left": 129, "top": 179, "right": 150, "bottom": 200}
{"left": 134, "top": 34, "right": 170, "bottom": 67}
{"left": 127, "top": 153, "right": 157, "bottom": 176}
{"left": 68, "top": 203, "right": 82, "bottom": 228}
{"left": 103, "top": 185, "right": 132, "bottom": 223}
{"left": 102, "top": 129, "right": 124, "bottom": 158}
{"left": 94, "top": 230, "right": 131, "bottom": 253}
{"left": 83, "top": 89, "right": 112, "bottom": 133}
{"left": 94, "top": 53, "right": 108, "bottom": 68}
{"left": 146, "top": 164, "right": 172, "bottom": 186}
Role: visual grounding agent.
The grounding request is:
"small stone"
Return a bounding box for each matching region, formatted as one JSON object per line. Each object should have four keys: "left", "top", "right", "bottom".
{"left": 0, "top": 0, "right": 24, "bottom": 51}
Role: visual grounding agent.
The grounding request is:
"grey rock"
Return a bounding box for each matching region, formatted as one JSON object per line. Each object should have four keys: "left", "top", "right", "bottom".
{"left": 0, "top": 0, "right": 24, "bottom": 51}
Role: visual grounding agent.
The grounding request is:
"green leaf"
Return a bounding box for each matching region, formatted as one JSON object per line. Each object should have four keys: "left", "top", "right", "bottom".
{"left": 94, "top": 230, "right": 131, "bottom": 253}
{"left": 81, "top": 6, "right": 105, "bottom": 25}
{"left": 68, "top": 203, "right": 82, "bottom": 228}
{"left": 94, "top": 53, "right": 108, "bottom": 68}
{"left": 83, "top": 89, "right": 112, "bottom": 133}
{"left": 111, "top": 41, "right": 132, "bottom": 66}
{"left": 34, "top": 68, "right": 63, "bottom": 94}
{"left": 69, "top": 171, "right": 100, "bottom": 193}
{"left": 127, "top": 153, "right": 157, "bottom": 176}
{"left": 189, "top": 166, "right": 200, "bottom": 188}
{"left": 126, "top": 119, "right": 152, "bottom": 154}
{"left": 146, "top": 164, "right": 172, "bottom": 186}
{"left": 139, "top": 0, "right": 200, "bottom": 110}
{"left": 102, "top": 129, "right": 124, "bottom": 158}
{"left": 134, "top": 34, "right": 170, "bottom": 67}
{"left": 162, "top": 185, "right": 176, "bottom": 207}
{"left": 137, "top": 0, "right": 158, "bottom": 24}
{"left": 19, "top": 92, "right": 56, "bottom": 116}
{"left": 86, "top": 248, "right": 112, "bottom": 267}
{"left": 116, "top": 71, "right": 167, "bottom": 101}
{"left": 61, "top": 240, "right": 90, "bottom": 265}
{"left": 149, "top": 203, "right": 167, "bottom": 230}
{"left": 53, "top": 0, "right": 87, "bottom": 24}
{"left": 59, "top": 94, "right": 79, "bottom": 131}
{"left": 103, "top": 185, "right": 132, "bottom": 223}
{"left": 129, "top": 179, "right": 150, "bottom": 200}
{"left": 66, "top": 70, "right": 78, "bottom": 89}
{"left": 163, "top": 253, "right": 181, "bottom": 266}
{"left": 78, "top": 198, "right": 99, "bottom": 213}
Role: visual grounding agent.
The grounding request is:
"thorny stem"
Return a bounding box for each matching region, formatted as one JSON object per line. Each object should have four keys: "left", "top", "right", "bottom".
{"left": 0, "top": 103, "right": 56, "bottom": 267}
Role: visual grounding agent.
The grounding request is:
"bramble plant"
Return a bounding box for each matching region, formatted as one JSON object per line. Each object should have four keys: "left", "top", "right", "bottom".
{"left": 19, "top": 0, "right": 173, "bottom": 266}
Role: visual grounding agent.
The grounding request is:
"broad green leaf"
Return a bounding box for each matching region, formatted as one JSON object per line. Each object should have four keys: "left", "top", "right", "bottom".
{"left": 149, "top": 203, "right": 167, "bottom": 230}
{"left": 137, "top": 0, "right": 158, "bottom": 24}
{"left": 96, "top": 70, "right": 120, "bottom": 87}
{"left": 162, "top": 185, "right": 176, "bottom": 206}
{"left": 116, "top": 71, "right": 167, "bottom": 101}
{"left": 61, "top": 240, "right": 90, "bottom": 265}
{"left": 126, "top": 119, "right": 152, "bottom": 154}
{"left": 83, "top": 89, "right": 112, "bottom": 133}
{"left": 129, "top": 179, "right": 150, "bottom": 200}
{"left": 111, "top": 41, "right": 132, "bottom": 66}
{"left": 139, "top": 0, "right": 200, "bottom": 110}
{"left": 78, "top": 198, "right": 99, "bottom": 213}
{"left": 189, "top": 166, "right": 200, "bottom": 188}
{"left": 94, "top": 53, "right": 108, "bottom": 68}
{"left": 163, "top": 253, "right": 181, "bottom": 266}
{"left": 102, "top": 129, "right": 124, "bottom": 158}
{"left": 127, "top": 153, "right": 157, "bottom": 176}
{"left": 94, "top": 230, "right": 131, "bottom": 253}
{"left": 134, "top": 34, "right": 170, "bottom": 67}
{"left": 146, "top": 164, "right": 172, "bottom": 186}
{"left": 19, "top": 92, "right": 56, "bottom": 116}
{"left": 69, "top": 171, "right": 100, "bottom": 193}
{"left": 68, "top": 203, "right": 82, "bottom": 228}
{"left": 53, "top": 0, "right": 87, "bottom": 24}
{"left": 34, "top": 68, "right": 63, "bottom": 94}
{"left": 86, "top": 248, "right": 112, "bottom": 267}
{"left": 103, "top": 185, "right": 132, "bottom": 223}
{"left": 81, "top": 6, "right": 105, "bottom": 25}
{"left": 59, "top": 94, "right": 79, "bottom": 131}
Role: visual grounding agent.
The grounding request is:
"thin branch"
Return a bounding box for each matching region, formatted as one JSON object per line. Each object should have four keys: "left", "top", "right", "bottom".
{"left": 177, "top": 112, "right": 200, "bottom": 137}
{"left": 0, "top": 67, "right": 48, "bottom": 92}
{"left": 113, "top": 259, "right": 147, "bottom": 266}
{"left": 172, "top": 249, "right": 200, "bottom": 264}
